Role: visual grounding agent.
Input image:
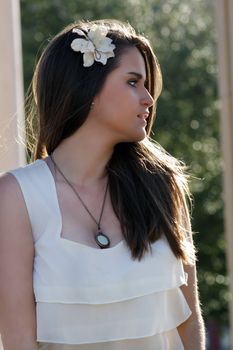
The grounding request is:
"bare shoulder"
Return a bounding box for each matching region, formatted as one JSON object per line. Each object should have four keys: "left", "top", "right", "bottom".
{"left": 0, "top": 172, "right": 37, "bottom": 347}
{"left": 0, "top": 171, "right": 33, "bottom": 245}
{"left": 0, "top": 171, "right": 23, "bottom": 201}
{"left": 0, "top": 170, "right": 34, "bottom": 264}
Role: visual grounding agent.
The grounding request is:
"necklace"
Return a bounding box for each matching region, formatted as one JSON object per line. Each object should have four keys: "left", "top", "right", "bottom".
{"left": 50, "top": 154, "right": 111, "bottom": 249}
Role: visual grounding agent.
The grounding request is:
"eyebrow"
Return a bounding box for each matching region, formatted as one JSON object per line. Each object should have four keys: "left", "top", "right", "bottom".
{"left": 127, "top": 72, "right": 146, "bottom": 81}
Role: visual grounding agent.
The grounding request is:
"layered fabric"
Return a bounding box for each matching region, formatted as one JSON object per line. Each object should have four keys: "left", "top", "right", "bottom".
{"left": 37, "top": 329, "right": 185, "bottom": 350}
{"left": 10, "top": 160, "right": 191, "bottom": 349}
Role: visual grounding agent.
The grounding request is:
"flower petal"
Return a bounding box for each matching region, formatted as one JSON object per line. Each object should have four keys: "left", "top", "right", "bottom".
{"left": 94, "top": 51, "right": 115, "bottom": 65}
{"left": 71, "top": 38, "right": 95, "bottom": 53}
{"left": 72, "top": 28, "right": 86, "bottom": 37}
{"left": 88, "top": 26, "right": 108, "bottom": 42}
{"left": 105, "top": 51, "right": 115, "bottom": 58}
{"left": 98, "top": 41, "right": 116, "bottom": 53}
{"left": 71, "top": 38, "right": 88, "bottom": 52}
{"left": 83, "top": 52, "right": 95, "bottom": 67}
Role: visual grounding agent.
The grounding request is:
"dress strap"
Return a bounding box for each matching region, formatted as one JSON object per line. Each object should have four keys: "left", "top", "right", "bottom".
{"left": 9, "top": 160, "right": 57, "bottom": 242}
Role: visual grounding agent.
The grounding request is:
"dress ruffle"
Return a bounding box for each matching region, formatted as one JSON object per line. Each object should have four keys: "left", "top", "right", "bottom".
{"left": 34, "top": 235, "right": 188, "bottom": 304}
{"left": 35, "top": 235, "right": 191, "bottom": 344}
{"left": 36, "top": 288, "right": 191, "bottom": 344}
{"left": 38, "top": 328, "right": 185, "bottom": 350}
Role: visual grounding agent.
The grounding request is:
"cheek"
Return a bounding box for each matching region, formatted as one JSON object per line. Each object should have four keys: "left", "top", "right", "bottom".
{"left": 97, "top": 88, "right": 130, "bottom": 116}
{"left": 106, "top": 85, "right": 124, "bottom": 101}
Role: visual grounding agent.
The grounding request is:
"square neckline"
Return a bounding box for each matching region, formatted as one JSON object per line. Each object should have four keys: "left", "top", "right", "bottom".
{"left": 37, "top": 159, "right": 124, "bottom": 252}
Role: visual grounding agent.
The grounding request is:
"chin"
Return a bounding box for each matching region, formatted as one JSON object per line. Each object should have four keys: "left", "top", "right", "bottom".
{"left": 131, "top": 129, "right": 147, "bottom": 142}
{"left": 122, "top": 134, "right": 146, "bottom": 143}
{"left": 115, "top": 128, "right": 147, "bottom": 143}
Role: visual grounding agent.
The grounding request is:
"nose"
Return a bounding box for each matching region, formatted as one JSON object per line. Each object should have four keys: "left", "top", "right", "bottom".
{"left": 140, "top": 88, "right": 154, "bottom": 108}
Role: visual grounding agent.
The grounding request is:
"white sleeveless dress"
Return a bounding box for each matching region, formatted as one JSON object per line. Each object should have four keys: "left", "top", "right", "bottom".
{"left": 9, "top": 160, "right": 191, "bottom": 350}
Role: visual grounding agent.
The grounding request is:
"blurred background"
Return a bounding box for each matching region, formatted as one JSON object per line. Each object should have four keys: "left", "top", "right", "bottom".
{"left": 0, "top": 0, "right": 231, "bottom": 349}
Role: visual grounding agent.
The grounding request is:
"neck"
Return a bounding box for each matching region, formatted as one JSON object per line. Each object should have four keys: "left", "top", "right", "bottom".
{"left": 51, "top": 128, "right": 114, "bottom": 187}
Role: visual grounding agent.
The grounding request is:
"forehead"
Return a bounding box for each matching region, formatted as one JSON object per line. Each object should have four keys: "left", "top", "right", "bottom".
{"left": 116, "top": 47, "right": 147, "bottom": 79}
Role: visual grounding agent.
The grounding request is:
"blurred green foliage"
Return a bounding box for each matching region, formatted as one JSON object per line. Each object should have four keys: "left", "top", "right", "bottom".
{"left": 20, "top": 0, "right": 227, "bottom": 329}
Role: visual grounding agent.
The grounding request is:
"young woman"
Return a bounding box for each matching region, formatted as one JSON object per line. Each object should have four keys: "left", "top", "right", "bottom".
{"left": 0, "top": 20, "right": 205, "bottom": 349}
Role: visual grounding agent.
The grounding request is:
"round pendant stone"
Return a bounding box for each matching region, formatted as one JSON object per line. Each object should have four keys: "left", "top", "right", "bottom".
{"left": 95, "top": 232, "right": 110, "bottom": 249}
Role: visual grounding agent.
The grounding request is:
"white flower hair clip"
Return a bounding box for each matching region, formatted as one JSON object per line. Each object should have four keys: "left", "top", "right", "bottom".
{"left": 70, "top": 25, "right": 116, "bottom": 67}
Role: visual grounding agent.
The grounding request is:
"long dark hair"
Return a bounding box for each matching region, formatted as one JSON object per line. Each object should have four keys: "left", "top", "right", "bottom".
{"left": 28, "top": 19, "right": 194, "bottom": 263}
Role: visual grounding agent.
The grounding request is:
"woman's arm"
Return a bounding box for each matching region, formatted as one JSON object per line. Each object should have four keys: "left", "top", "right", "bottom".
{"left": 0, "top": 173, "right": 38, "bottom": 350}
{"left": 177, "top": 251, "right": 206, "bottom": 349}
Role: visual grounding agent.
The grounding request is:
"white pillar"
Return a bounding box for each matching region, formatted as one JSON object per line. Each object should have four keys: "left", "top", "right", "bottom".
{"left": 0, "top": 0, "right": 25, "bottom": 172}
{"left": 215, "top": 0, "right": 233, "bottom": 347}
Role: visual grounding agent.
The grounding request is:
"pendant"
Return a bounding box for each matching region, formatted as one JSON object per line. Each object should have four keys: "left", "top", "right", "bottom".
{"left": 95, "top": 231, "right": 110, "bottom": 249}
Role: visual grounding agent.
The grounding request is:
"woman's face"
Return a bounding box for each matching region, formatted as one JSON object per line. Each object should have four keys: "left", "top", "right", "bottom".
{"left": 89, "top": 46, "right": 154, "bottom": 143}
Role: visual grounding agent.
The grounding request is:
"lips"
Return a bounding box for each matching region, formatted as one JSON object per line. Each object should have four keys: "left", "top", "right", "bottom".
{"left": 137, "top": 112, "right": 149, "bottom": 120}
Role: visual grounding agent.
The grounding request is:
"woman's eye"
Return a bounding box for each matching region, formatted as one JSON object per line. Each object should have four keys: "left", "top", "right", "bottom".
{"left": 128, "top": 80, "right": 138, "bottom": 87}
